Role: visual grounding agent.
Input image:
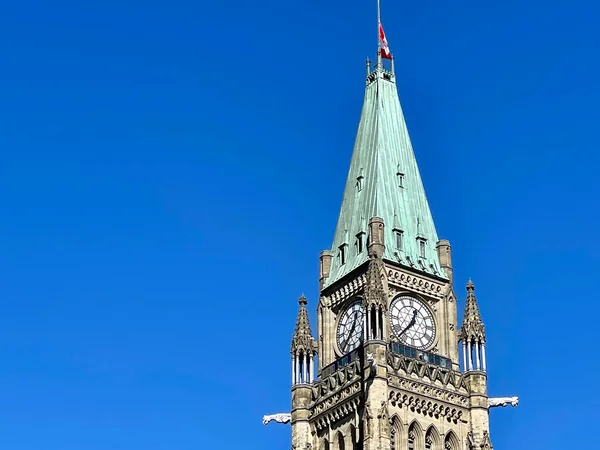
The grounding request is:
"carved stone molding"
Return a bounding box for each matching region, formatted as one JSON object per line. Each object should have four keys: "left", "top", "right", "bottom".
{"left": 388, "top": 389, "right": 467, "bottom": 423}
{"left": 388, "top": 377, "right": 468, "bottom": 409}
{"left": 311, "top": 360, "right": 361, "bottom": 403}
{"left": 385, "top": 267, "right": 446, "bottom": 300}
{"left": 386, "top": 353, "right": 467, "bottom": 391}
{"left": 321, "top": 274, "right": 367, "bottom": 308}
{"left": 312, "top": 385, "right": 362, "bottom": 429}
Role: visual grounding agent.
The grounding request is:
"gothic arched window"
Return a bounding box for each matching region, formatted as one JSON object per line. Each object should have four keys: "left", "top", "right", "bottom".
{"left": 337, "top": 431, "right": 345, "bottom": 450}
{"left": 390, "top": 416, "right": 403, "bottom": 450}
{"left": 425, "top": 426, "right": 440, "bottom": 450}
{"left": 351, "top": 424, "right": 359, "bottom": 450}
{"left": 444, "top": 431, "right": 460, "bottom": 450}
{"left": 407, "top": 422, "right": 423, "bottom": 450}
{"left": 408, "top": 430, "right": 415, "bottom": 450}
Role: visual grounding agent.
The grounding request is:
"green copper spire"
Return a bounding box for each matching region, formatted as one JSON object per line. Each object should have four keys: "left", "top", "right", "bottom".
{"left": 324, "top": 64, "right": 445, "bottom": 288}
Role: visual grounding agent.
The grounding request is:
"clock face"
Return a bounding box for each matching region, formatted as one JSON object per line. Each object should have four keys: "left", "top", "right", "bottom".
{"left": 336, "top": 300, "right": 364, "bottom": 354}
{"left": 389, "top": 295, "right": 436, "bottom": 349}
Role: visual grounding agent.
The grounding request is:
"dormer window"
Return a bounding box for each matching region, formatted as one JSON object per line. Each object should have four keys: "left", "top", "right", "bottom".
{"left": 393, "top": 228, "right": 403, "bottom": 251}
{"left": 338, "top": 243, "right": 348, "bottom": 265}
{"left": 396, "top": 165, "right": 405, "bottom": 188}
{"left": 356, "top": 175, "right": 364, "bottom": 192}
{"left": 355, "top": 232, "right": 365, "bottom": 254}
{"left": 417, "top": 238, "right": 427, "bottom": 258}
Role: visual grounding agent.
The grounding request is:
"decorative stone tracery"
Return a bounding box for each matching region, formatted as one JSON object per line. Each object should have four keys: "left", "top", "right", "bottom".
{"left": 386, "top": 267, "right": 446, "bottom": 300}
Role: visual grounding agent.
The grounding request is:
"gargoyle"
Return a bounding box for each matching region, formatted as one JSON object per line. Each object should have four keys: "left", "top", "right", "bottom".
{"left": 366, "top": 352, "right": 377, "bottom": 369}
{"left": 262, "top": 413, "right": 292, "bottom": 425}
{"left": 488, "top": 396, "right": 519, "bottom": 408}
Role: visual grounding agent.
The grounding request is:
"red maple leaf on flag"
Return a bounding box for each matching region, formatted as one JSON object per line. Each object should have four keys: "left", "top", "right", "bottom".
{"left": 379, "top": 23, "right": 392, "bottom": 59}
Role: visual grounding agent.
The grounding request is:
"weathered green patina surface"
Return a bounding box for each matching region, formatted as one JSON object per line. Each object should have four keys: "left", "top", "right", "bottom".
{"left": 325, "top": 67, "right": 445, "bottom": 288}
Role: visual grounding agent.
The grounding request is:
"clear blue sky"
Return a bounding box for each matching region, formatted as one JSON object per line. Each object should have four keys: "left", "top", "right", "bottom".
{"left": 1, "top": 0, "right": 598, "bottom": 448}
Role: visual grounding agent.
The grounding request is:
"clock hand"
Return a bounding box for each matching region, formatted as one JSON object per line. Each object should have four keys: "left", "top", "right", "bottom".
{"left": 396, "top": 309, "right": 418, "bottom": 338}
{"left": 341, "top": 312, "right": 359, "bottom": 353}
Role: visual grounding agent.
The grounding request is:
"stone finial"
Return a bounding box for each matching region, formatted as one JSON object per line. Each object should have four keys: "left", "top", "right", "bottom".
{"left": 319, "top": 250, "right": 333, "bottom": 288}
{"left": 364, "top": 253, "right": 386, "bottom": 310}
{"left": 367, "top": 217, "right": 385, "bottom": 258}
{"left": 459, "top": 279, "right": 486, "bottom": 343}
{"left": 467, "top": 279, "right": 474, "bottom": 292}
{"left": 436, "top": 239, "right": 453, "bottom": 282}
{"left": 291, "top": 295, "right": 315, "bottom": 354}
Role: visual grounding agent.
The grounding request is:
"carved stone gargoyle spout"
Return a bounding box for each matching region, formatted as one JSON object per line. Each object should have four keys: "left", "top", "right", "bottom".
{"left": 262, "top": 413, "right": 292, "bottom": 425}
{"left": 488, "top": 396, "right": 519, "bottom": 408}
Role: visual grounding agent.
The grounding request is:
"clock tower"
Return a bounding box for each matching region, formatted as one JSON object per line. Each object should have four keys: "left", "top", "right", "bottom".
{"left": 262, "top": 10, "right": 518, "bottom": 450}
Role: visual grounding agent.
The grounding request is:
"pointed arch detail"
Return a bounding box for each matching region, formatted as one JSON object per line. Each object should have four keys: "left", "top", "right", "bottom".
{"left": 425, "top": 425, "right": 442, "bottom": 450}
{"left": 390, "top": 415, "right": 403, "bottom": 450}
{"left": 349, "top": 424, "right": 359, "bottom": 450}
{"left": 407, "top": 420, "right": 424, "bottom": 450}
{"left": 444, "top": 430, "right": 460, "bottom": 450}
{"left": 335, "top": 431, "right": 345, "bottom": 450}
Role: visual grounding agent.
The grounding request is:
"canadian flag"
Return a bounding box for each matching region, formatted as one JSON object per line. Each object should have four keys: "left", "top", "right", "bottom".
{"left": 379, "top": 23, "right": 392, "bottom": 59}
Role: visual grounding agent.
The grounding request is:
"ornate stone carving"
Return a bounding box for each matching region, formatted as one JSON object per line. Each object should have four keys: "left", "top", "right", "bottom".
{"left": 467, "top": 432, "right": 474, "bottom": 446}
{"left": 481, "top": 431, "right": 492, "bottom": 450}
{"left": 292, "top": 445, "right": 312, "bottom": 450}
{"left": 321, "top": 274, "right": 367, "bottom": 308}
{"left": 388, "top": 388, "right": 467, "bottom": 423}
{"left": 311, "top": 360, "right": 361, "bottom": 404}
{"left": 262, "top": 413, "right": 291, "bottom": 425}
{"left": 389, "top": 381, "right": 468, "bottom": 409}
{"left": 387, "top": 352, "right": 468, "bottom": 392}
{"left": 365, "top": 403, "right": 374, "bottom": 438}
{"left": 377, "top": 401, "right": 389, "bottom": 436}
{"left": 312, "top": 381, "right": 362, "bottom": 422}
{"left": 314, "top": 395, "right": 362, "bottom": 430}
{"left": 385, "top": 267, "right": 446, "bottom": 299}
{"left": 365, "top": 255, "right": 387, "bottom": 309}
{"left": 488, "top": 396, "right": 519, "bottom": 408}
{"left": 459, "top": 280, "right": 486, "bottom": 343}
{"left": 367, "top": 352, "right": 377, "bottom": 369}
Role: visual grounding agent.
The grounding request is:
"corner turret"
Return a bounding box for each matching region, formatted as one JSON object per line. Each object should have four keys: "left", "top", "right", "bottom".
{"left": 291, "top": 294, "right": 316, "bottom": 384}
{"left": 290, "top": 295, "right": 316, "bottom": 450}
{"left": 460, "top": 281, "right": 492, "bottom": 450}
{"left": 460, "top": 280, "right": 486, "bottom": 372}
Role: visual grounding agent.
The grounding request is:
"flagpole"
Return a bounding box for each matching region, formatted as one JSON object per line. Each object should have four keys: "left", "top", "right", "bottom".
{"left": 377, "top": 0, "right": 382, "bottom": 69}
